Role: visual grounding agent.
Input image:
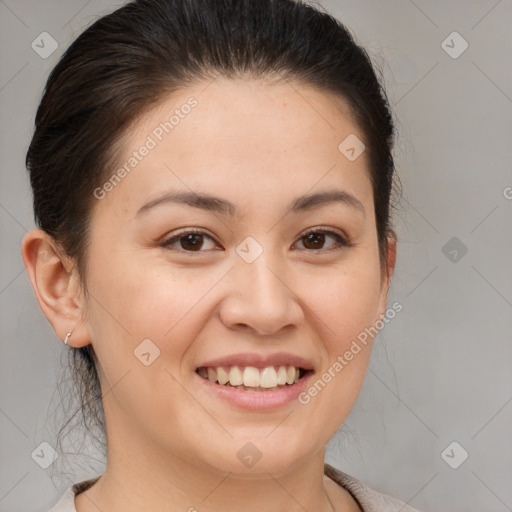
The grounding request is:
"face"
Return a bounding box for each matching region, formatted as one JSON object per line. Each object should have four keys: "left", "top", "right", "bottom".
{"left": 78, "top": 78, "right": 394, "bottom": 477}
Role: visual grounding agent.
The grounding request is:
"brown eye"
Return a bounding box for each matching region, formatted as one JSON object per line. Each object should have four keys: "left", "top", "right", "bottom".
{"left": 295, "top": 229, "right": 350, "bottom": 252}
{"left": 161, "top": 230, "right": 217, "bottom": 252}
{"left": 160, "top": 227, "right": 350, "bottom": 255}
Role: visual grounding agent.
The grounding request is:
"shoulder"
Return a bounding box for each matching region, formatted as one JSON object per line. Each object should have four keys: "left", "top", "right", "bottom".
{"left": 324, "top": 463, "right": 423, "bottom": 512}
{"left": 48, "top": 477, "right": 100, "bottom": 512}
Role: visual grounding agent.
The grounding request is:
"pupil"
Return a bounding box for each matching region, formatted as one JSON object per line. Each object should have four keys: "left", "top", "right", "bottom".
{"left": 305, "top": 232, "right": 324, "bottom": 249}
{"left": 182, "top": 234, "right": 202, "bottom": 251}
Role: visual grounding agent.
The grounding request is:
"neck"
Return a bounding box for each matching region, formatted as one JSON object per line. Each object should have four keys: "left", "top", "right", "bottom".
{"left": 75, "top": 435, "right": 341, "bottom": 512}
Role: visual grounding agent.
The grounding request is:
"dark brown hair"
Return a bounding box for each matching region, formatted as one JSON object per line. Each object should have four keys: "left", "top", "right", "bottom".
{"left": 26, "top": 0, "right": 399, "bottom": 471}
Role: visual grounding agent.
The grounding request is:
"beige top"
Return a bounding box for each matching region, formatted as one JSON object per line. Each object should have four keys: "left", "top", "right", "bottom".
{"left": 49, "top": 463, "right": 421, "bottom": 512}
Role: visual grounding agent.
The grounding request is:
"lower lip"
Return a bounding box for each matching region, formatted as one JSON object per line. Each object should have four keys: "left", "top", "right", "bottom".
{"left": 195, "top": 371, "right": 313, "bottom": 411}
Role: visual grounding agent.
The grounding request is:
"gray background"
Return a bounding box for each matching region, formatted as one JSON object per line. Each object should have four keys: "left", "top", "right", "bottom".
{"left": 1, "top": 1, "right": 511, "bottom": 511}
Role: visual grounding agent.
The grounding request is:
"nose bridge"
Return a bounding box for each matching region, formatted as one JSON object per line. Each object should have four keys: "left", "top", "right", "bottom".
{"left": 237, "top": 234, "right": 286, "bottom": 298}
{"left": 241, "top": 248, "right": 283, "bottom": 298}
{"left": 220, "top": 235, "right": 303, "bottom": 334}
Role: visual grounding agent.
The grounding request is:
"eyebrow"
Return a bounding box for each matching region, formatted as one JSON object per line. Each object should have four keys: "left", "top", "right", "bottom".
{"left": 136, "top": 189, "right": 365, "bottom": 218}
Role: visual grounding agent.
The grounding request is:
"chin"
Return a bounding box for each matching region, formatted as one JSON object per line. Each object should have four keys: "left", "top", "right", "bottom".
{"left": 198, "top": 436, "right": 313, "bottom": 478}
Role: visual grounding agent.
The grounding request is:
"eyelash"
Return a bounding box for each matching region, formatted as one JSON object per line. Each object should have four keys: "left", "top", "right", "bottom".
{"left": 160, "top": 227, "right": 352, "bottom": 255}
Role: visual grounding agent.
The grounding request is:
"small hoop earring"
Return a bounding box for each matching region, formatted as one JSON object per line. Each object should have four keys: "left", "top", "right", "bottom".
{"left": 64, "top": 331, "right": 72, "bottom": 345}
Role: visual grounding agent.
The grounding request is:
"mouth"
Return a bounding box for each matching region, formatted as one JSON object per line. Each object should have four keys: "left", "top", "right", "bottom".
{"left": 195, "top": 365, "right": 313, "bottom": 392}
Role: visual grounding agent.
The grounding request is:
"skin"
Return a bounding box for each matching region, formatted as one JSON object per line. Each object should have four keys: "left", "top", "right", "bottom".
{"left": 22, "top": 77, "right": 396, "bottom": 512}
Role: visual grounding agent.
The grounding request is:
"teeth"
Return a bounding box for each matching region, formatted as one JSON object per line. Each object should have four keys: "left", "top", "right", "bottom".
{"left": 260, "top": 367, "right": 278, "bottom": 388}
{"left": 217, "top": 366, "right": 229, "bottom": 385}
{"left": 198, "top": 364, "right": 304, "bottom": 388}
{"left": 276, "top": 366, "right": 288, "bottom": 385}
{"left": 286, "top": 366, "right": 296, "bottom": 385}
{"left": 229, "top": 366, "right": 244, "bottom": 386}
{"left": 207, "top": 367, "right": 217, "bottom": 383}
{"left": 243, "top": 366, "right": 260, "bottom": 387}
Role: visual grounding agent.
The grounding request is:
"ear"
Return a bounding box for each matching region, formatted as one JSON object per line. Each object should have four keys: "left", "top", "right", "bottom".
{"left": 21, "top": 229, "right": 90, "bottom": 347}
{"left": 376, "top": 230, "right": 397, "bottom": 319}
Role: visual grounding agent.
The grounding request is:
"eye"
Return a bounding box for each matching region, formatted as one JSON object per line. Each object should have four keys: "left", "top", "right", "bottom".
{"left": 293, "top": 228, "right": 351, "bottom": 252}
{"left": 160, "top": 229, "right": 218, "bottom": 253}
{"left": 160, "top": 227, "right": 351, "bottom": 255}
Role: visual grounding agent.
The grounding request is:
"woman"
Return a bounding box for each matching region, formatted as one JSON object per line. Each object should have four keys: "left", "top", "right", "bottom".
{"left": 21, "top": 0, "right": 421, "bottom": 510}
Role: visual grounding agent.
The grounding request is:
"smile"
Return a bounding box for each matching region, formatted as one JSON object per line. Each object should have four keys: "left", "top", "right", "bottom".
{"left": 196, "top": 365, "right": 310, "bottom": 392}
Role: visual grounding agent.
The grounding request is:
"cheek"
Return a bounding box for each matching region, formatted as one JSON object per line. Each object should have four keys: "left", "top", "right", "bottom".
{"left": 300, "top": 258, "right": 382, "bottom": 380}
{"left": 83, "top": 254, "right": 211, "bottom": 436}
{"left": 304, "top": 258, "right": 383, "bottom": 344}
{"left": 85, "top": 247, "right": 219, "bottom": 358}
{"left": 293, "top": 263, "right": 382, "bottom": 428}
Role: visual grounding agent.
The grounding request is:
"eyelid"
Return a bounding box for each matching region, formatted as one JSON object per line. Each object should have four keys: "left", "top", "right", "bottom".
{"left": 298, "top": 226, "right": 350, "bottom": 242}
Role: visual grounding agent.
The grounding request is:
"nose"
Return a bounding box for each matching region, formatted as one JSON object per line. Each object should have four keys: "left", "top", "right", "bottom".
{"left": 218, "top": 248, "right": 305, "bottom": 336}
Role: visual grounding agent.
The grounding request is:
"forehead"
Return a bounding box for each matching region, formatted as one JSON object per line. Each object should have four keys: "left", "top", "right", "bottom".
{"left": 92, "top": 78, "right": 373, "bottom": 220}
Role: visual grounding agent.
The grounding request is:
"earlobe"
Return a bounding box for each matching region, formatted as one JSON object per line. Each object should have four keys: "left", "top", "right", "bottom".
{"left": 21, "top": 229, "right": 90, "bottom": 347}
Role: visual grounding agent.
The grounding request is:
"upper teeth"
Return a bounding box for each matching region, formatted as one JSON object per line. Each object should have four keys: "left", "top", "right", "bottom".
{"left": 198, "top": 365, "right": 301, "bottom": 388}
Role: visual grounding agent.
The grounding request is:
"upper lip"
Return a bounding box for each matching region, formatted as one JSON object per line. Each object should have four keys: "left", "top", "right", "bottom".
{"left": 196, "top": 352, "right": 315, "bottom": 371}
